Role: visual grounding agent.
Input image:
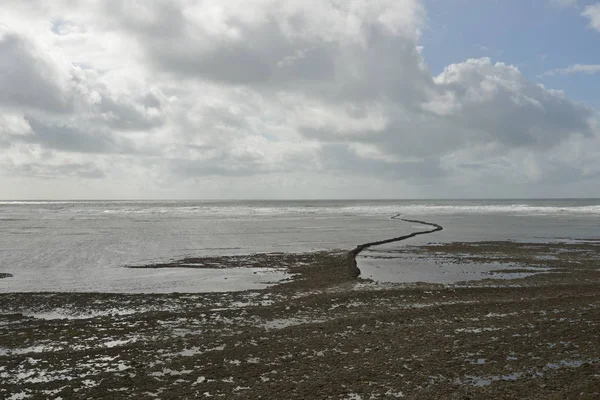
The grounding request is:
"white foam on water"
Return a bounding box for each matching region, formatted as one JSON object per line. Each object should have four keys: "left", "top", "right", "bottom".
{"left": 3, "top": 200, "right": 600, "bottom": 217}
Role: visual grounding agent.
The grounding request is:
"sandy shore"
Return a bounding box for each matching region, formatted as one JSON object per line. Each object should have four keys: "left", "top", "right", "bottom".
{"left": 1, "top": 239, "right": 599, "bottom": 399}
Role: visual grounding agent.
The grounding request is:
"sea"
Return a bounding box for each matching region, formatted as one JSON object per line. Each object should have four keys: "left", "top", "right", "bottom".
{"left": 1, "top": 199, "right": 599, "bottom": 293}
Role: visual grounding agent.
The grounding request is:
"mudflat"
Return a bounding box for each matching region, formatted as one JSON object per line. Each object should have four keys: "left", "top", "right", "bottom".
{"left": 1, "top": 241, "right": 599, "bottom": 399}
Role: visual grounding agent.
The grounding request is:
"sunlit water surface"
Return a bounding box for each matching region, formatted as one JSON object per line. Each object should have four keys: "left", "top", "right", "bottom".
{"left": 1, "top": 199, "right": 599, "bottom": 292}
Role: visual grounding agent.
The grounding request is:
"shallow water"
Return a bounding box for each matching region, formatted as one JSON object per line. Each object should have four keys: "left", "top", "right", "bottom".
{"left": 358, "top": 256, "right": 548, "bottom": 284}
{"left": 1, "top": 199, "right": 599, "bottom": 292}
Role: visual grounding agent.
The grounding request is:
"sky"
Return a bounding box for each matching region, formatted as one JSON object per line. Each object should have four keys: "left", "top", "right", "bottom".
{"left": 1, "top": 0, "right": 600, "bottom": 199}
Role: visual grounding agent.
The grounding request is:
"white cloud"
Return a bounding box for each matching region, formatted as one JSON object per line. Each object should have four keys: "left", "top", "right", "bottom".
{"left": 583, "top": 3, "right": 600, "bottom": 31}
{"left": 540, "top": 64, "right": 600, "bottom": 76}
{"left": 418, "top": 58, "right": 591, "bottom": 150}
{"left": 0, "top": 0, "right": 599, "bottom": 199}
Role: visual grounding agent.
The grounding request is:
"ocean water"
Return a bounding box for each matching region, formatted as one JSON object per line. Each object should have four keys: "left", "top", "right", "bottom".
{"left": 1, "top": 199, "right": 599, "bottom": 293}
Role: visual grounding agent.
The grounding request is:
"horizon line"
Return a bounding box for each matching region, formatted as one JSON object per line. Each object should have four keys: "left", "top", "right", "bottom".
{"left": 1, "top": 197, "right": 599, "bottom": 202}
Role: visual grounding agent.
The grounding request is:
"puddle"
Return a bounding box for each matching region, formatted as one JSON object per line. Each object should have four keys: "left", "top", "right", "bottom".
{"left": 4, "top": 266, "right": 291, "bottom": 294}
{"left": 455, "top": 327, "right": 502, "bottom": 334}
{"left": 468, "top": 372, "right": 523, "bottom": 387}
{"left": 357, "top": 256, "right": 548, "bottom": 284}
{"left": 20, "top": 308, "right": 141, "bottom": 320}
{"left": 0, "top": 345, "right": 60, "bottom": 356}
{"left": 258, "top": 317, "right": 328, "bottom": 330}
{"left": 171, "top": 345, "right": 226, "bottom": 357}
{"left": 462, "top": 358, "right": 598, "bottom": 387}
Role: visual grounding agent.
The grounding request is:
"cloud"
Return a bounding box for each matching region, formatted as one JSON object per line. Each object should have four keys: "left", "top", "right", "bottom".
{"left": 0, "top": 22, "right": 169, "bottom": 160}
{"left": 540, "top": 64, "right": 600, "bottom": 76}
{"left": 0, "top": 0, "right": 599, "bottom": 198}
{"left": 0, "top": 29, "right": 73, "bottom": 113}
{"left": 108, "top": 0, "right": 430, "bottom": 103}
{"left": 166, "top": 135, "right": 320, "bottom": 177}
{"left": 20, "top": 117, "right": 136, "bottom": 154}
{"left": 92, "top": 88, "right": 167, "bottom": 131}
{"left": 7, "top": 161, "right": 106, "bottom": 179}
{"left": 426, "top": 58, "right": 593, "bottom": 147}
{"left": 583, "top": 3, "right": 600, "bottom": 31}
{"left": 300, "top": 57, "right": 594, "bottom": 159}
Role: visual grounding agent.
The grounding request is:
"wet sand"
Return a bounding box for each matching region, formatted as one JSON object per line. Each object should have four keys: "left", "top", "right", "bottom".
{"left": 1, "top": 237, "right": 600, "bottom": 398}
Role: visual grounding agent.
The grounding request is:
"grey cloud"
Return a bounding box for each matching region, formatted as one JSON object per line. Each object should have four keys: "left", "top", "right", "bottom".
{"left": 338, "top": 28, "right": 434, "bottom": 104}
{"left": 126, "top": 1, "right": 593, "bottom": 175}
{"left": 300, "top": 110, "right": 462, "bottom": 159}
{"left": 139, "top": 92, "right": 162, "bottom": 109}
{"left": 540, "top": 163, "right": 587, "bottom": 184}
{"left": 136, "top": 17, "right": 302, "bottom": 85}
{"left": 169, "top": 159, "right": 260, "bottom": 177}
{"left": 104, "top": 0, "right": 186, "bottom": 38}
{"left": 4, "top": 161, "right": 106, "bottom": 179}
{"left": 166, "top": 138, "right": 316, "bottom": 178}
{"left": 275, "top": 46, "right": 337, "bottom": 82}
{"left": 168, "top": 151, "right": 269, "bottom": 178}
{"left": 321, "top": 143, "right": 445, "bottom": 181}
{"left": 107, "top": 1, "right": 431, "bottom": 105}
{"left": 1, "top": 0, "right": 599, "bottom": 196}
{"left": 104, "top": 2, "right": 287, "bottom": 83}
{"left": 144, "top": 19, "right": 287, "bottom": 85}
{"left": 155, "top": 42, "right": 273, "bottom": 85}
{"left": 95, "top": 93, "right": 164, "bottom": 131}
{"left": 301, "top": 58, "right": 595, "bottom": 164}
{"left": 445, "top": 151, "right": 595, "bottom": 186}
{"left": 0, "top": 31, "right": 72, "bottom": 113}
{"left": 20, "top": 117, "right": 134, "bottom": 154}
{"left": 429, "top": 59, "right": 594, "bottom": 148}
{"left": 105, "top": 1, "right": 282, "bottom": 86}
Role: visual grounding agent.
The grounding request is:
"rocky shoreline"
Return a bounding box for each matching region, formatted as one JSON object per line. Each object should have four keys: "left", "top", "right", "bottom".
{"left": 1, "top": 239, "right": 599, "bottom": 399}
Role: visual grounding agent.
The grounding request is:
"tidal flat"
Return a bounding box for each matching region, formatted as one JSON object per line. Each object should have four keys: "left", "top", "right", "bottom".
{"left": 1, "top": 241, "right": 599, "bottom": 399}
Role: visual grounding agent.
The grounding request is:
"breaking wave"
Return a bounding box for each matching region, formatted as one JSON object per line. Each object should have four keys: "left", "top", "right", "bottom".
{"left": 1, "top": 200, "right": 599, "bottom": 217}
